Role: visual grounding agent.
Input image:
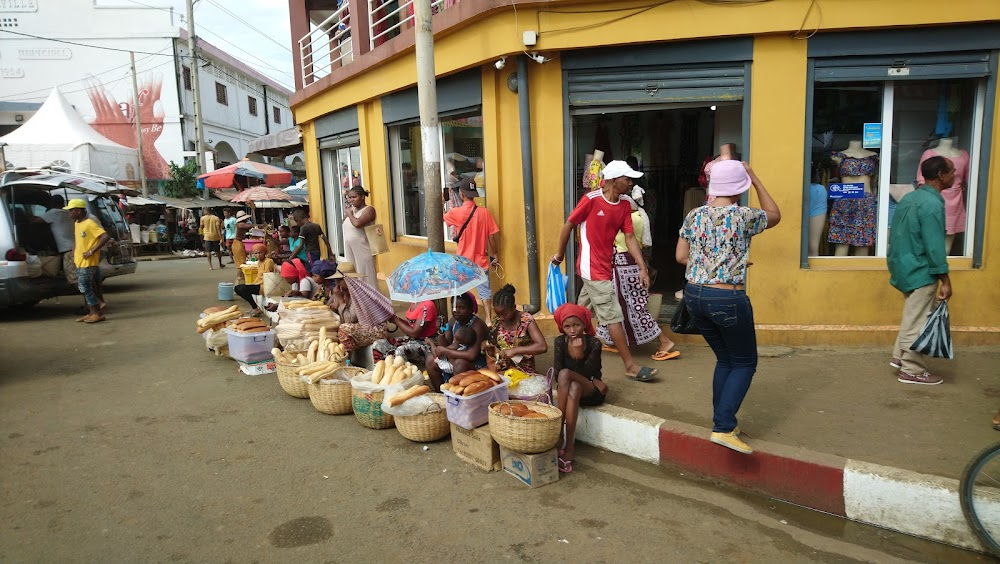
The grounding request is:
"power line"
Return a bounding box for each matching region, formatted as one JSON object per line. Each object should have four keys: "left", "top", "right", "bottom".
{"left": 0, "top": 29, "right": 185, "bottom": 58}
{"left": 196, "top": 25, "right": 294, "bottom": 82}
{"left": 120, "top": 0, "right": 178, "bottom": 15}
{"left": 3, "top": 58, "right": 177, "bottom": 102}
{"left": 204, "top": 0, "right": 292, "bottom": 53}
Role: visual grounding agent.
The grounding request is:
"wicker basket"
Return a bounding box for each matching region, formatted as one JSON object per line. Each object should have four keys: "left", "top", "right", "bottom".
{"left": 488, "top": 400, "right": 563, "bottom": 454}
{"left": 308, "top": 367, "right": 367, "bottom": 415}
{"left": 276, "top": 362, "right": 310, "bottom": 399}
{"left": 352, "top": 387, "right": 395, "bottom": 429}
{"left": 395, "top": 394, "right": 450, "bottom": 442}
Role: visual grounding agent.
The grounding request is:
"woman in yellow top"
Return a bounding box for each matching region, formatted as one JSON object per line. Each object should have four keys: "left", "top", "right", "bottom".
{"left": 234, "top": 244, "right": 275, "bottom": 316}
{"left": 597, "top": 195, "right": 679, "bottom": 361}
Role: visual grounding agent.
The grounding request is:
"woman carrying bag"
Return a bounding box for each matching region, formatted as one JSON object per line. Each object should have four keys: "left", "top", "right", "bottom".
{"left": 675, "top": 160, "right": 780, "bottom": 455}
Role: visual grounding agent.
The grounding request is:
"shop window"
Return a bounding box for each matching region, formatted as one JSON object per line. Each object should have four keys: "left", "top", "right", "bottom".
{"left": 388, "top": 111, "right": 485, "bottom": 239}
{"left": 806, "top": 77, "right": 988, "bottom": 259}
{"left": 248, "top": 96, "right": 257, "bottom": 116}
{"left": 273, "top": 106, "right": 281, "bottom": 124}
{"left": 320, "top": 142, "right": 363, "bottom": 257}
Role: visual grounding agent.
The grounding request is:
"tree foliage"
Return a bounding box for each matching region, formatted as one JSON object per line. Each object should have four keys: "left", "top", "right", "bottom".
{"left": 163, "top": 160, "right": 200, "bottom": 198}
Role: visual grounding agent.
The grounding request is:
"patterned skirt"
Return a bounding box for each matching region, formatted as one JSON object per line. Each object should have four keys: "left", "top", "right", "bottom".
{"left": 827, "top": 193, "right": 876, "bottom": 247}
{"left": 596, "top": 252, "right": 662, "bottom": 347}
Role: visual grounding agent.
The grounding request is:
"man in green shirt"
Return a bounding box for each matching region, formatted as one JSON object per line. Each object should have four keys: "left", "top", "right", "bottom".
{"left": 887, "top": 155, "right": 954, "bottom": 385}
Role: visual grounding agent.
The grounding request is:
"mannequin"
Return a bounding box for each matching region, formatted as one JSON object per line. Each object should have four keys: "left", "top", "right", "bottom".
{"left": 807, "top": 173, "right": 828, "bottom": 256}
{"left": 916, "top": 137, "right": 969, "bottom": 254}
{"left": 828, "top": 140, "right": 878, "bottom": 256}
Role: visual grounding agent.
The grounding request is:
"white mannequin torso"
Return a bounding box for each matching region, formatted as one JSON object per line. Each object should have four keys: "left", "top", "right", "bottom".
{"left": 931, "top": 138, "right": 962, "bottom": 158}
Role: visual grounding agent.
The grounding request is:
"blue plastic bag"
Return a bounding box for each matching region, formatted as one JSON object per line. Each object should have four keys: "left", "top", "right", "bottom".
{"left": 546, "top": 262, "right": 567, "bottom": 315}
{"left": 910, "top": 300, "right": 953, "bottom": 359}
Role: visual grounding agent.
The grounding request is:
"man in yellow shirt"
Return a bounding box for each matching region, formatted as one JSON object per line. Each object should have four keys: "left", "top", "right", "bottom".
{"left": 199, "top": 207, "right": 226, "bottom": 270}
{"left": 65, "top": 199, "right": 111, "bottom": 323}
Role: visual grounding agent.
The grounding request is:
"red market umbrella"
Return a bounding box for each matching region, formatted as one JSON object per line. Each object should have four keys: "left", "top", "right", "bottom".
{"left": 230, "top": 187, "right": 292, "bottom": 203}
{"left": 198, "top": 160, "right": 294, "bottom": 189}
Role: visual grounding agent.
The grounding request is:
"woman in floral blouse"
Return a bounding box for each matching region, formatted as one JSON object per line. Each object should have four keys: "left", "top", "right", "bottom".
{"left": 676, "top": 160, "right": 780, "bottom": 456}
{"left": 487, "top": 284, "right": 547, "bottom": 373}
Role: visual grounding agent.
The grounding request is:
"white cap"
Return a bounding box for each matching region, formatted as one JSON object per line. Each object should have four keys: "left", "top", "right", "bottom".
{"left": 600, "top": 160, "right": 643, "bottom": 180}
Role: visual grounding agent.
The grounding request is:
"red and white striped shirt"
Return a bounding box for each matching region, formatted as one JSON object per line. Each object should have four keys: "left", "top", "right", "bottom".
{"left": 567, "top": 191, "right": 633, "bottom": 281}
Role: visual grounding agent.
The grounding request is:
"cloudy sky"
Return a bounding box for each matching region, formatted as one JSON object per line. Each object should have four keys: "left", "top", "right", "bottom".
{"left": 108, "top": 0, "right": 295, "bottom": 91}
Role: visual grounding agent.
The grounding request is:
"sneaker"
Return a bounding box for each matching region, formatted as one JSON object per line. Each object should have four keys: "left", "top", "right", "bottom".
{"left": 710, "top": 431, "right": 753, "bottom": 454}
{"left": 897, "top": 370, "right": 943, "bottom": 385}
{"left": 890, "top": 358, "right": 902, "bottom": 369}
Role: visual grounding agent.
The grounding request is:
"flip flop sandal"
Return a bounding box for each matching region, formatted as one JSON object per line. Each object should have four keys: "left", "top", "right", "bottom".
{"left": 626, "top": 366, "right": 657, "bottom": 382}
{"left": 601, "top": 345, "right": 618, "bottom": 353}
{"left": 76, "top": 316, "right": 89, "bottom": 322}
{"left": 558, "top": 457, "right": 573, "bottom": 473}
{"left": 652, "top": 350, "right": 680, "bottom": 361}
{"left": 83, "top": 315, "right": 106, "bottom": 324}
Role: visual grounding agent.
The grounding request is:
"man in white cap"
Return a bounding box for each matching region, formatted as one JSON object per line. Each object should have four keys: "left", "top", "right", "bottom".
{"left": 552, "top": 160, "right": 658, "bottom": 383}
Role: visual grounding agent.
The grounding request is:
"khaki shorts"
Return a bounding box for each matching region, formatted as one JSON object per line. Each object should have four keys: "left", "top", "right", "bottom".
{"left": 577, "top": 279, "right": 623, "bottom": 326}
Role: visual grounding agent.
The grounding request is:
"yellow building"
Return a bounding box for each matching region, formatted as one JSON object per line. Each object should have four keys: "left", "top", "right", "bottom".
{"left": 288, "top": 0, "right": 1000, "bottom": 345}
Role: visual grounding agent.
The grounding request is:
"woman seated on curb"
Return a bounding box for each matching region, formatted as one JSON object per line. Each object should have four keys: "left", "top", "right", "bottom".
{"left": 373, "top": 300, "right": 439, "bottom": 365}
{"left": 281, "top": 258, "right": 319, "bottom": 299}
{"left": 233, "top": 244, "right": 274, "bottom": 316}
{"left": 552, "top": 303, "right": 608, "bottom": 474}
{"left": 425, "top": 292, "right": 489, "bottom": 391}
{"left": 487, "top": 284, "right": 547, "bottom": 374}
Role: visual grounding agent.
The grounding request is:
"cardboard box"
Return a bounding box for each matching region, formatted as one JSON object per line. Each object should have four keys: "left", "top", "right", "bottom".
{"left": 450, "top": 423, "right": 501, "bottom": 472}
{"left": 238, "top": 360, "right": 276, "bottom": 376}
{"left": 500, "top": 447, "right": 559, "bottom": 488}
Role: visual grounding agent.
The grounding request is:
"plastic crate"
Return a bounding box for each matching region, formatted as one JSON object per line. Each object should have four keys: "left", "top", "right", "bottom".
{"left": 225, "top": 328, "right": 275, "bottom": 363}
{"left": 443, "top": 378, "right": 509, "bottom": 430}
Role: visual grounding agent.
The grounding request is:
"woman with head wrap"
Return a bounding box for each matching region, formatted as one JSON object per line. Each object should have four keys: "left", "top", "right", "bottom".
{"left": 281, "top": 258, "right": 319, "bottom": 299}
{"left": 597, "top": 194, "right": 680, "bottom": 361}
{"left": 234, "top": 244, "right": 275, "bottom": 315}
{"left": 552, "top": 303, "right": 608, "bottom": 474}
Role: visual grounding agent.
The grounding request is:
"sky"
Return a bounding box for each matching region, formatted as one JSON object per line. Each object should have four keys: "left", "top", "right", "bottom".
{"left": 105, "top": 0, "right": 296, "bottom": 91}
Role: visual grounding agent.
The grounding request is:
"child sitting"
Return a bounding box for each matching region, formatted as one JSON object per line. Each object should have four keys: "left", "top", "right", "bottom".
{"left": 434, "top": 325, "right": 477, "bottom": 378}
{"left": 552, "top": 303, "right": 608, "bottom": 474}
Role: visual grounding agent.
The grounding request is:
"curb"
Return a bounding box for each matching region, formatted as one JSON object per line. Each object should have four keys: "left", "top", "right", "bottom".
{"left": 574, "top": 402, "right": 986, "bottom": 552}
{"left": 136, "top": 255, "right": 197, "bottom": 262}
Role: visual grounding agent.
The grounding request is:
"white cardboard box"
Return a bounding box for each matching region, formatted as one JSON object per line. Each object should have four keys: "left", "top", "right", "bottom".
{"left": 238, "top": 360, "right": 276, "bottom": 375}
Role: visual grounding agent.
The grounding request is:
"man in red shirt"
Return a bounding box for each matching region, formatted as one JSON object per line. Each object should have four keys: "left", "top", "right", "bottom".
{"left": 444, "top": 178, "right": 500, "bottom": 322}
{"left": 552, "top": 160, "right": 657, "bottom": 382}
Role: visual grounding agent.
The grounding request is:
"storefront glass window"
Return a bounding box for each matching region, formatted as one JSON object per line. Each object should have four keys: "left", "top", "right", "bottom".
{"left": 320, "top": 143, "right": 363, "bottom": 256}
{"left": 807, "top": 77, "right": 986, "bottom": 258}
{"left": 389, "top": 111, "right": 485, "bottom": 239}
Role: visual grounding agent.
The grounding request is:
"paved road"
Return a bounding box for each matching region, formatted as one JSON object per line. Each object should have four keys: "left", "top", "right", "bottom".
{"left": 0, "top": 260, "right": 982, "bottom": 563}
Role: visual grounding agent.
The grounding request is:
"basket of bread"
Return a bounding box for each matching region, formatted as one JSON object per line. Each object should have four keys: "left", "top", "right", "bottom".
{"left": 382, "top": 387, "right": 449, "bottom": 443}
{"left": 272, "top": 327, "right": 349, "bottom": 399}
{"left": 350, "top": 355, "right": 424, "bottom": 430}
{"left": 441, "top": 369, "right": 509, "bottom": 430}
{"left": 308, "top": 366, "right": 367, "bottom": 415}
{"left": 488, "top": 400, "right": 563, "bottom": 454}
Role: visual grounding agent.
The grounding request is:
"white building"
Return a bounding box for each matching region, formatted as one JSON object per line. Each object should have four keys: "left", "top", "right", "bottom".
{"left": 0, "top": 0, "right": 294, "bottom": 185}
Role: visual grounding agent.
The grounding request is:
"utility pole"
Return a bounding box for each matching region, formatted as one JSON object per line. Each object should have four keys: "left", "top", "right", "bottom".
{"left": 186, "top": 0, "right": 208, "bottom": 199}
{"left": 129, "top": 52, "right": 149, "bottom": 197}
{"left": 413, "top": 0, "right": 443, "bottom": 252}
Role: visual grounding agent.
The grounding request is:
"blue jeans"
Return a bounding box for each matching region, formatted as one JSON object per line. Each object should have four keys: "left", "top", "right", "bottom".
{"left": 683, "top": 284, "right": 758, "bottom": 433}
{"left": 77, "top": 266, "right": 102, "bottom": 308}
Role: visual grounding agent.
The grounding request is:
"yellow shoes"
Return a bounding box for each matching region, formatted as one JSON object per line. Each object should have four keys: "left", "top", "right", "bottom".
{"left": 710, "top": 431, "right": 753, "bottom": 454}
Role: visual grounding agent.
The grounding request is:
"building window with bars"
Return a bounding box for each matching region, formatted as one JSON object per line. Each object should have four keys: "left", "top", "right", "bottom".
{"left": 248, "top": 96, "right": 257, "bottom": 116}
{"left": 273, "top": 106, "right": 281, "bottom": 124}
{"left": 215, "top": 82, "right": 228, "bottom": 106}
{"left": 182, "top": 66, "right": 191, "bottom": 91}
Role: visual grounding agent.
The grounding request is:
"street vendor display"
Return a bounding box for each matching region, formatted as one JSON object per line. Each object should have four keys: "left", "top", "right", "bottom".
{"left": 273, "top": 326, "right": 346, "bottom": 399}
{"left": 488, "top": 400, "right": 562, "bottom": 454}
{"left": 350, "top": 357, "right": 425, "bottom": 430}
{"left": 275, "top": 300, "right": 341, "bottom": 352}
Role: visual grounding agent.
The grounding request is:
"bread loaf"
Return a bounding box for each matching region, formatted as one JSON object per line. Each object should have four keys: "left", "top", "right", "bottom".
{"left": 462, "top": 380, "right": 493, "bottom": 396}
{"left": 478, "top": 369, "right": 501, "bottom": 383}
{"left": 459, "top": 373, "right": 489, "bottom": 388}
{"left": 521, "top": 411, "right": 547, "bottom": 419}
{"left": 388, "top": 385, "right": 430, "bottom": 407}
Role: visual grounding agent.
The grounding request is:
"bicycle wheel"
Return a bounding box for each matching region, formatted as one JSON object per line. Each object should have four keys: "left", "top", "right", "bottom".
{"left": 960, "top": 442, "right": 1000, "bottom": 556}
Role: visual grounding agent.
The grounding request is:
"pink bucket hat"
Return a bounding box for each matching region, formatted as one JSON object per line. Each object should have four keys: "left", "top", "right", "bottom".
{"left": 708, "top": 160, "right": 751, "bottom": 197}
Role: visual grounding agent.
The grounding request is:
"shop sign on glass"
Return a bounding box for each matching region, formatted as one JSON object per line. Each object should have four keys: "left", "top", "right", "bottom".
{"left": 863, "top": 123, "right": 882, "bottom": 148}
{"left": 829, "top": 183, "right": 865, "bottom": 200}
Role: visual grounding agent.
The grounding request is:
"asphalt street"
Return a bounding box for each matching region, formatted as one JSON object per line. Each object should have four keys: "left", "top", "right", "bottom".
{"left": 0, "top": 260, "right": 984, "bottom": 563}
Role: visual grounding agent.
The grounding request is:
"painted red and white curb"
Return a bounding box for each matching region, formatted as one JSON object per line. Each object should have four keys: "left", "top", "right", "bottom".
{"left": 575, "top": 403, "right": 989, "bottom": 552}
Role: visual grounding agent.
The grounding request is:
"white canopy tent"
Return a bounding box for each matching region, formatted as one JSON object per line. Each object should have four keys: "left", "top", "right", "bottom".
{"left": 0, "top": 88, "right": 139, "bottom": 182}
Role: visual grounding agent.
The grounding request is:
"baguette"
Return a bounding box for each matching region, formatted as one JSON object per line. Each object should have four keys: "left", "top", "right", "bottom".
{"left": 462, "top": 380, "right": 494, "bottom": 396}
{"left": 370, "top": 360, "right": 385, "bottom": 384}
{"left": 441, "top": 383, "right": 453, "bottom": 392}
{"left": 451, "top": 386, "right": 465, "bottom": 395}
{"left": 388, "top": 385, "right": 430, "bottom": 407}
{"left": 448, "top": 375, "right": 465, "bottom": 386}
{"left": 203, "top": 306, "right": 226, "bottom": 314}
{"left": 458, "top": 373, "right": 489, "bottom": 388}
{"left": 241, "top": 326, "right": 270, "bottom": 333}
{"left": 521, "top": 411, "right": 547, "bottom": 419}
{"left": 478, "top": 369, "right": 502, "bottom": 383}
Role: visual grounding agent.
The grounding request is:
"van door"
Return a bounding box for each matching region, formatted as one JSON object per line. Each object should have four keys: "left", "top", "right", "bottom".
{"left": 92, "top": 197, "right": 135, "bottom": 265}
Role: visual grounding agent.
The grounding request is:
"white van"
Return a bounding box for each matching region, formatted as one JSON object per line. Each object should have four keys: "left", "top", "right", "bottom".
{"left": 0, "top": 168, "right": 138, "bottom": 308}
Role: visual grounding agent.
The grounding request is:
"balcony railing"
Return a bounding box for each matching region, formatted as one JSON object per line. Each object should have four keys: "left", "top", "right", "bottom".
{"left": 299, "top": 2, "right": 353, "bottom": 86}
{"left": 367, "top": 0, "right": 445, "bottom": 51}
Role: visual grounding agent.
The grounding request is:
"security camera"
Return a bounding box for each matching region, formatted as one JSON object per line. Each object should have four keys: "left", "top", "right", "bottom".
{"left": 528, "top": 52, "right": 548, "bottom": 64}
{"left": 494, "top": 57, "right": 506, "bottom": 70}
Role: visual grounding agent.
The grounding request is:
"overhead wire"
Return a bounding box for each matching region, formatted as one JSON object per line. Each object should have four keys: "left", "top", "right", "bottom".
{"left": 1, "top": 58, "right": 177, "bottom": 103}
{"left": 0, "top": 29, "right": 182, "bottom": 58}
{"left": 203, "top": 0, "right": 293, "bottom": 53}
{"left": 195, "top": 25, "right": 295, "bottom": 82}
{"left": 791, "top": 0, "right": 822, "bottom": 40}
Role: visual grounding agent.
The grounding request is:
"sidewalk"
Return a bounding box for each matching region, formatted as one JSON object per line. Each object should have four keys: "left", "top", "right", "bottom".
{"left": 552, "top": 338, "right": 1000, "bottom": 552}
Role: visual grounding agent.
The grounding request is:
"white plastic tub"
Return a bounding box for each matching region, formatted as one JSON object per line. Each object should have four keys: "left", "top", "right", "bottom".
{"left": 225, "top": 328, "right": 275, "bottom": 363}
{"left": 443, "top": 378, "right": 510, "bottom": 430}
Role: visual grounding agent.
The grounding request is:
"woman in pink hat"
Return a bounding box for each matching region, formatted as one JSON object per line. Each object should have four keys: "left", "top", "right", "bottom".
{"left": 675, "top": 160, "right": 781, "bottom": 456}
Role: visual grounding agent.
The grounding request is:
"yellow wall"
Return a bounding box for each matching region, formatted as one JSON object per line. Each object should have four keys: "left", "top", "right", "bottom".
{"left": 294, "top": 0, "right": 1000, "bottom": 340}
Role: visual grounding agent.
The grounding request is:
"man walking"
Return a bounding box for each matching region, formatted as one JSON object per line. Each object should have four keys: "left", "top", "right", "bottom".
{"left": 888, "top": 155, "right": 954, "bottom": 385}
{"left": 551, "top": 160, "right": 657, "bottom": 382}
{"left": 65, "top": 199, "right": 110, "bottom": 323}
{"left": 222, "top": 208, "right": 237, "bottom": 264}
{"left": 291, "top": 209, "right": 332, "bottom": 263}
{"left": 444, "top": 178, "right": 499, "bottom": 322}
{"left": 200, "top": 208, "right": 226, "bottom": 270}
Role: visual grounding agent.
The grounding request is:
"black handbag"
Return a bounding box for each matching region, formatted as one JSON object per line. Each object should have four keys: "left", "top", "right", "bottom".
{"left": 670, "top": 298, "right": 700, "bottom": 335}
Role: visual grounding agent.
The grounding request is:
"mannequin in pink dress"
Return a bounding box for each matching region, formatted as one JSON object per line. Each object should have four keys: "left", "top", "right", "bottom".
{"left": 916, "top": 137, "right": 969, "bottom": 254}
